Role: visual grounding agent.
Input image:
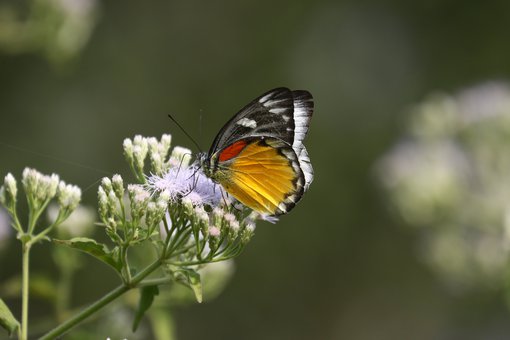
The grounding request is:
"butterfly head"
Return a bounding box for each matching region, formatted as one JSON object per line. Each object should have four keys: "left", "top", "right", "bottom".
{"left": 196, "top": 152, "right": 215, "bottom": 179}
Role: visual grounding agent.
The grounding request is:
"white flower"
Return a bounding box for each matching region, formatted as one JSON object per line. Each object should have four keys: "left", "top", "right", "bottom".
{"left": 224, "top": 213, "right": 240, "bottom": 231}
{"left": 111, "top": 174, "right": 124, "bottom": 198}
{"left": 57, "top": 182, "right": 82, "bottom": 211}
{"left": 147, "top": 166, "right": 227, "bottom": 208}
{"left": 3, "top": 173, "right": 17, "bottom": 202}
{"left": 168, "top": 146, "right": 192, "bottom": 168}
{"left": 48, "top": 204, "right": 95, "bottom": 237}
{"left": 123, "top": 138, "right": 134, "bottom": 160}
{"left": 208, "top": 226, "right": 221, "bottom": 237}
{"left": 0, "top": 208, "right": 11, "bottom": 248}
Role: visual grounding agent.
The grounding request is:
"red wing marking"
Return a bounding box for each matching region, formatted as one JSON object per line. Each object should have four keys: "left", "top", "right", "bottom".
{"left": 218, "top": 140, "right": 248, "bottom": 162}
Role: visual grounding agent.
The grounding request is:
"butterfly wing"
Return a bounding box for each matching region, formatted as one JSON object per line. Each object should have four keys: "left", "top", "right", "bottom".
{"left": 216, "top": 138, "right": 306, "bottom": 216}
{"left": 208, "top": 88, "right": 314, "bottom": 216}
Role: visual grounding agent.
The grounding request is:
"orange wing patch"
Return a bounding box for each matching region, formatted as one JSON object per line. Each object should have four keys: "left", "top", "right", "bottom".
{"left": 218, "top": 140, "right": 248, "bottom": 162}
{"left": 217, "top": 141, "right": 298, "bottom": 215}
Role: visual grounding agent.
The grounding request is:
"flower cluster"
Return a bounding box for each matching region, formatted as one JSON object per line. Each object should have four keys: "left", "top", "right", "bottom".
{"left": 123, "top": 134, "right": 190, "bottom": 182}
{"left": 91, "top": 134, "right": 259, "bottom": 295}
{"left": 0, "top": 134, "right": 267, "bottom": 339}
{"left": 377, "top": 82, "right": 510, "bottom": 292}
{"left": 118, "top": 134, "right": 257, "bottom": 265}
{"left": 97, "top": 174, "right": 169, "bottom": 244}
{"left": 0, "top": 168, "right": 81, "bottom": 242}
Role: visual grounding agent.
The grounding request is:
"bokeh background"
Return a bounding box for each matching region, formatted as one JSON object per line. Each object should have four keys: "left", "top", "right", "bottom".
{"left": 2, "top": 1, "right": 510, "bottom": 339}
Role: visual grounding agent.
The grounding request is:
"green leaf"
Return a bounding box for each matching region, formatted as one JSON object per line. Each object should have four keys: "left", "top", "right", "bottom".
{"left": 177, "top": 268, "right": 202, "bottom": 303}
{"left": 132, "top": 285, "right": 159, "bottom": 332}
{"left": 0, "top": 298, "right": 19, "bottom": 336}
{"left": 54, "top": 237, "right": 122, "bottom": 273}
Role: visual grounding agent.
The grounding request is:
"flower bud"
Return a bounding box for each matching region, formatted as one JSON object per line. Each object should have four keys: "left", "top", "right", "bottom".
{"left": 224, "top": 213, "right": 240, "bottom": 238}
{"left": 101, "top": 177, "right": 113, "bottom": 192}
{"left": 160, "top": 134, "right": 172, "bottom": 154}
{"left": 182, "top": 197, "right": 194, "bottom": 216}
{"left": 57, "top": 181, "right": 82, "bottom": 212}
{"left": 156, "top": 199, "right": 168, "bottom": 213}
{"left": 133, "top": 145, "right": 145, "bottom": 173}
{"left": 97, "top": 186, "right": 108, "bottom": 220}
{"left": 169, "top": 146, "right": 192, "bottom": 168}
{"left": 133, "top": 136, "right": 149, "bottom": 167}
{"left": 35, "top": 174, "right": 59, "bottom": 202}
{"left": 147, "top": 137, "right": 159, "bottom": 153}
{"left": 150, "top": 152, "right": 163, "bottom": 175}
{"left": 128, "top": 184, "right": 150, "bottom": 220}
{"left": 241, "top": 221, "right": 256, "bottom": 244}
{"left": 133, "top": 135, "right": 146, "bottom": 148}
{"left": 194, "top": 206, "right": 209, "bottom": 236}
{"left": 21, "top": 168, "right": 39, "bottom": 195}
{"left": 159, "top": 189, "right": 171, "bottom": 203}
{"left": 111, "top": 174, "right": 124, "bottom": 198}
{"left": 108, "top": 189, "right": 117, "bottom": 205}
{"left": 209, "top": 226, "right": 221, "bottom": 237}
{"left": 106, "top": 217, "right": 117, "bottom": 231}
{"left": 212, "top": 207, "right": 224, "bottom": 227}
{"left": 3, "top": 173, "right": 17, "bottom": 202}
{"left": 47, "top": 174, "right": 60, "bottom": 198}
{"left": 123, "top": 138, "right": 134, "bottom": 162}
{"left": 145, "top": 201, "right": 158, "bottom": 227}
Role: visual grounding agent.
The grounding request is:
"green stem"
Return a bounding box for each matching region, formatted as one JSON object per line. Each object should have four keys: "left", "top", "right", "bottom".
{"left": 167, "top": 255, "right": 236, "bottom": 266}
{"left": 39, "top": 258, "right": 163, "bottom": 340}
{"left": 21, "top": 242, "right": 31, "bottom": 340}
{"left": 30, "top": 224, "right": 55, "bottom": 244}
{"left": 121, "top": 245, "right": 132, "bottom": 283}
{"left": 9, "top": 203, "right": 23, "bottom": 233}
{"left": 166, "top": 229, "right": 192, "bottom": 256}
{"left": 28, "top": 199, "right": 50, "bottom": 234}
{"left": 138, "top": 277, "right": 173, "bottom": 288}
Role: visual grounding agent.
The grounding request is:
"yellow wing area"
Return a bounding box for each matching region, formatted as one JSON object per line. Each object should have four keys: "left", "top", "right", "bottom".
{"left": 217, "top": 141, "right": 298, "bottom": 215}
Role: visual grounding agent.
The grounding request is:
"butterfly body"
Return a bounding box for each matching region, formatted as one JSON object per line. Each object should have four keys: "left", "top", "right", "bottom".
{"left": 199, "top": 88, "right": 314, "bottom": 216}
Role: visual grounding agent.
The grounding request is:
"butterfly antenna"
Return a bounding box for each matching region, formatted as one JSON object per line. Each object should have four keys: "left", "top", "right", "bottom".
{"left": 167, "top": 114, "right": 203, "bottom": 153}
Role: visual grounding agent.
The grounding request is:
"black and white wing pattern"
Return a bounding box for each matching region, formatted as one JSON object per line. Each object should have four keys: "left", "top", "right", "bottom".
{"left": 209, "top": 87, "right": 314, "bottom": 192}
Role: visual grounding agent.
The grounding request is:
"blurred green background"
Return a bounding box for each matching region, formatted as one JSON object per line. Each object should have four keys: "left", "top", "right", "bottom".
{"left": 2, "top": 0, "right": 510, "bottom": 339}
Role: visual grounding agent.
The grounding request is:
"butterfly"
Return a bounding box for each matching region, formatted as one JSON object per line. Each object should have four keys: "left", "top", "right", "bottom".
{"left": 199, "top": 87, "right": 314, "bottom": 217}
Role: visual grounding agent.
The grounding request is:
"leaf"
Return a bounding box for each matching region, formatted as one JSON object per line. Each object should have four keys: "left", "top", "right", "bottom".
{"left": 132, "top": 285, "right": 159, "bottom": 332}
{"left": 54, "top": 237, "right": 122, "bottom": 273}
{"left": 0, "top": 298, "right": 19, "bottom": 336}
{"left": 177, "top": 268, "right": 203, "bottom": 303}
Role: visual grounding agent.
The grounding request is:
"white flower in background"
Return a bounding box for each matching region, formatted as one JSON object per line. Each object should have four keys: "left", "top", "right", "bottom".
{"left": 0, "top": 208, "right": 11, "bottom": 249}
{"left": 457, "top": 82, "right": 510, "bottom": 123}
{"left": 0, "top": 0, "right": 99, "bottom": 65}
{"left": 48, "top": 204, "right": 96, "bottom": 238}
{"left": 377, "top": 82, "right": 510, "bottom": 292}
{"left": 378, "top": 140, "right": 470, "bottom": 225}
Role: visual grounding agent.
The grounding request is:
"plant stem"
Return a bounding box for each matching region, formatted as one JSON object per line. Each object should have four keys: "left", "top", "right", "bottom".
{"left": 137, "top": 277, "right": 173, "bottom": 288}
{"left": 39, "top": 258, "right": 163, "bottom": 340}
{"left": 21, "top": 242, "right": 31, "bottom": 340}
{"left": 121, "top": 245, "right": 132, "bottom": 283}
